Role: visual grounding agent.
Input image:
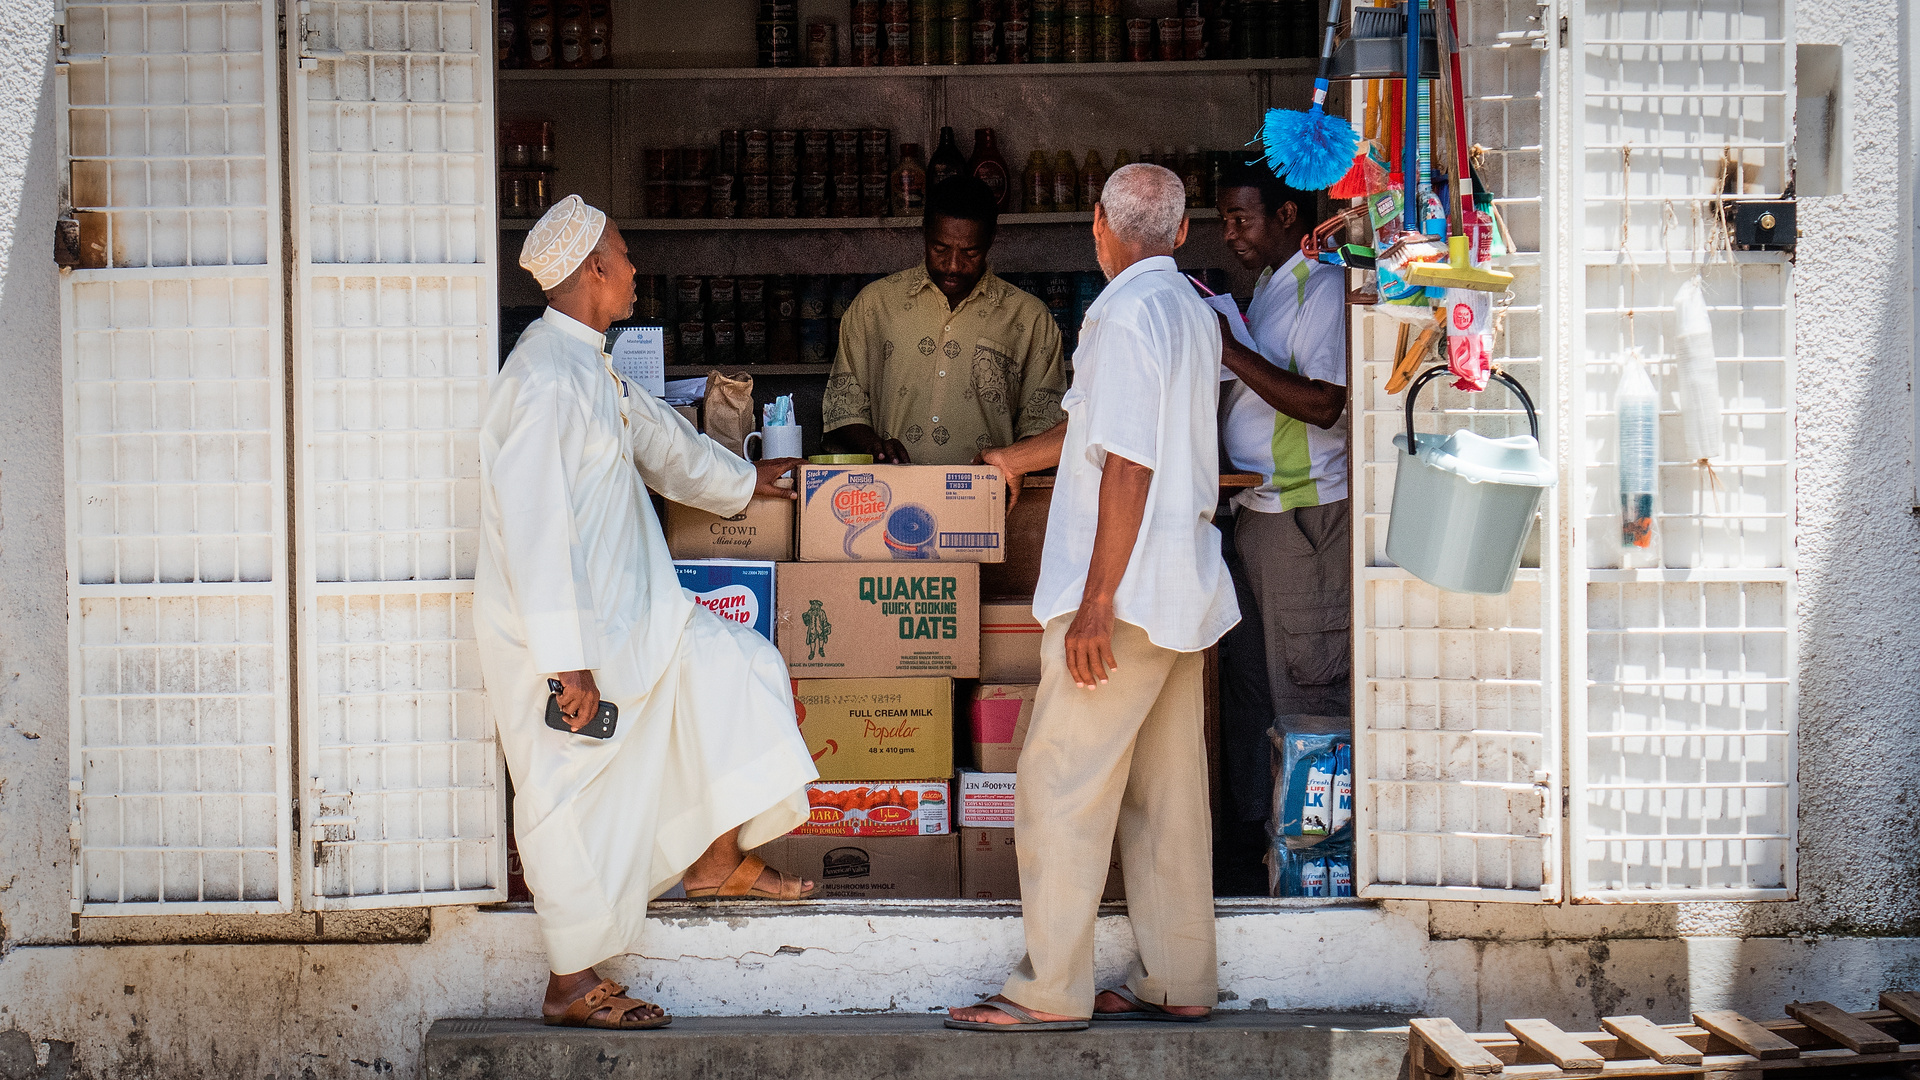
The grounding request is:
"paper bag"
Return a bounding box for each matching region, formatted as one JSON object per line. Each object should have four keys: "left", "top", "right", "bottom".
{"left": 703, "top": 371, "right": 755, "bottom": 457}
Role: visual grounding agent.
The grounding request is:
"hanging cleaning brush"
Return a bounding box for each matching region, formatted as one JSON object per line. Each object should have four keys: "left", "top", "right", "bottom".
{"left": 1257, "top": 0, "right": 1361, "bottom": 191}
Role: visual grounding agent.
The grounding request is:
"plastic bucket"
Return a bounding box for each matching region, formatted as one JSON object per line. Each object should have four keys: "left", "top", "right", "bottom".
{"left": 1385, "top": 366, "right": 1555, "bottom": 595}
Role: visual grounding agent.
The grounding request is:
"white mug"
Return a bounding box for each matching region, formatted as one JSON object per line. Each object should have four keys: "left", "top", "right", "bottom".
{"left": 744, "top": 424, "right": 803, "bottom": 461}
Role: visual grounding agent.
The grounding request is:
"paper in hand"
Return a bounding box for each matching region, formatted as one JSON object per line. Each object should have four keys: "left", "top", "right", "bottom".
{"left": 1204, "top": 293, "right": 1258, "bottom": 381}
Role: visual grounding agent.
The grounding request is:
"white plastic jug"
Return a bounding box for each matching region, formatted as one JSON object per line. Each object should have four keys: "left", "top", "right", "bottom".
{"left": 1385, "top": 367, "right": 1555, "bottom": 596}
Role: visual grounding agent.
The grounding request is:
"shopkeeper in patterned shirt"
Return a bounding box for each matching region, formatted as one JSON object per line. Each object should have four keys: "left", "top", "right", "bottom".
{"left": 822, "top": 176, "right": 1067, "bottom": 466}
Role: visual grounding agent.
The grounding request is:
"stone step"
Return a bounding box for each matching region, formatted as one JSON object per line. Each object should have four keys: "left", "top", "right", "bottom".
{"left": 425, "top": 1012, "right": 1412, "bottom": 1080}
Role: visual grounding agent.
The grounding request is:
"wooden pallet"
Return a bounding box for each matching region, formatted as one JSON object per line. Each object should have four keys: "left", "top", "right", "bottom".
{"left": 1410, "top": 990, "right": 1920, "bottom": 1078}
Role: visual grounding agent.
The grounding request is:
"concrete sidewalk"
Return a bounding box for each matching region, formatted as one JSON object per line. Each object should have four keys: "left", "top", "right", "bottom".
{"left": 424, "top": 1011, "right": 1413, "bottom": 1080}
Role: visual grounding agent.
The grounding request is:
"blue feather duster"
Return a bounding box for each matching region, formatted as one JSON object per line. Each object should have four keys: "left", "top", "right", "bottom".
{"left": 1261, "top": 83, "right": 1361, "bottom": 191}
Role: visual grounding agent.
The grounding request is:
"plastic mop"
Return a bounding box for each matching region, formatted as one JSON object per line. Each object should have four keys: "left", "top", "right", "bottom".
{"left": 1258, "top": 0, "right": 1360, "bottom": 191}
{"left": 1403, "top": 0, "right": 1513, "bottom": 292}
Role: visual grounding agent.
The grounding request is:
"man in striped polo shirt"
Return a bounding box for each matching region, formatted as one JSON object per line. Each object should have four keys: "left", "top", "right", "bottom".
{"left": 1212, "top": 161, "right": 1352, "bottom": 873}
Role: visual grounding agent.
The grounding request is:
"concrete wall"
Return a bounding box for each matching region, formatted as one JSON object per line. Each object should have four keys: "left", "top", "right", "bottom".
{"left": 1, "top": 0, "right": 1918, "bottom": 1077}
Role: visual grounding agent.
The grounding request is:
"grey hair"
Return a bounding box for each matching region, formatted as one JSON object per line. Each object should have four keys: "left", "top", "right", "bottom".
{"left": 1098, "top": 163, "right": 1188, "bottom": 248}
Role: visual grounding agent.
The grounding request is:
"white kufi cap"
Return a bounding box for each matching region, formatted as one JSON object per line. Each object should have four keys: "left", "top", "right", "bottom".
{"left": 518, "top": 194, "right": 608, "bottom": 290}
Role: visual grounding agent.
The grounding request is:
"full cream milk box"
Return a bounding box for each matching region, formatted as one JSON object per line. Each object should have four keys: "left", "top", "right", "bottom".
{"left": 797, "top": 464, "right": 1005, "bottom": 563}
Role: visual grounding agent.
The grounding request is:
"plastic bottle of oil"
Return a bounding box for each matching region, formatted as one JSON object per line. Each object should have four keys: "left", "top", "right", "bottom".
{"left": 1022, "top": 150, "right": 1053, "bottom": 212}
{"left": 1078, "top": 149, "right": 1108, "bottom": 211}
{"left": 1052, "top": 149, "right": 1078, "bottom": 210}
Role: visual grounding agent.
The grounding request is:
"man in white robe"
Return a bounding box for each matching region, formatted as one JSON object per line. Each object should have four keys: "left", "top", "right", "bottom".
{"left": 476, "top": 196, "right": 820, "bottom": 1029}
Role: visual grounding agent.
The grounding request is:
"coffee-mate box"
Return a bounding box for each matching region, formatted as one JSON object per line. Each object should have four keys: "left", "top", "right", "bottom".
{"left": 794, "top": 677, "right": 953, "bottom": 782}
{"left": 797, "top": 464, "right": 1005, "bottom": 563}
{"left": 664, "top": 495, "right": 795, "bottom": 561}
{"left": 673, "top": 559, "right": 774, "bottom": 641}
{"left": 776, "top": 562, "right": 979, "bottom": 678}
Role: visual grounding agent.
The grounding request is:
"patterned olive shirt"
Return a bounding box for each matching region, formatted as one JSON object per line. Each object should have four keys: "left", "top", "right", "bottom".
{"left": 823, "top": 265, "right": 1067, "bottom": 465}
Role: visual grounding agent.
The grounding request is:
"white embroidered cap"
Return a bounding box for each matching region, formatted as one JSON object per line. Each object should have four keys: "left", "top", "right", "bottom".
{"left": 519, "top": 194, "right": 608, "bottom": 290}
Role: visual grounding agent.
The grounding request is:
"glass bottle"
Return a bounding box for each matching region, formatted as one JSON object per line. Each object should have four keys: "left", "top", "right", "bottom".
{"left": 1052, "top": 149, "right": 1078, "bottom": 211}
{"left": 891, "top": 142, "right": 929, "bottom": 216}
{"left": 523, "top": 0, "right": 556, "bottom": 68}
{"left": 969, "top": 127, "right": 1012, "bottom": 211}
{"left": 1022, "top": 150, "right": 1053, "bottom": 212}
{"left": 1079, "top": 149, "right": 1107, "bottom": 212}
{"left": 927, "top": 126, "right": 969, "bottom": 189}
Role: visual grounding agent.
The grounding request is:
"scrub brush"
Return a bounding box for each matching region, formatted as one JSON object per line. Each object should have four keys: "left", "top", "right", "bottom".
{"left": 1257, "top": 0, "right": 1360, "bottom": 190}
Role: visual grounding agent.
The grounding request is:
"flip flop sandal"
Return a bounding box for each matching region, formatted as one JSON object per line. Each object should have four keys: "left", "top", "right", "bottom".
{"left": 544, "top": 979, "right": 671, "bottom": 1030}
{"left": 683, "top": 854, "right": 818, "bottom": 901}
{"left": 944, "top": 998, "right": 1091, "bottom": 1032}
{"left": 1091, "top": 985, "right": 1211, "bottom": 1023}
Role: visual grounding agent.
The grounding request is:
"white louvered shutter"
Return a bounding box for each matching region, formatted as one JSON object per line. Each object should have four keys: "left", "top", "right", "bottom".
{"left": 287, "top": 0, "right": 506, "bottom": 907}
{"left": 1353, "top": 0, "right": 1565, "bottom": 902}
{"left": 60, "top": 0, "right": 294, "bottom": 914}
{"left": 1568, "top": 0, "right": 1796, "bottom": 900}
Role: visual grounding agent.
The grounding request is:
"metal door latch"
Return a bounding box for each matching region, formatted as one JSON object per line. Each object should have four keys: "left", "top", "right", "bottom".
{"left": 1728, "top": 200, "right": 1796, "bottom": 251}
{"left": 295, "top": 0, "right": 347, "bottom": 69}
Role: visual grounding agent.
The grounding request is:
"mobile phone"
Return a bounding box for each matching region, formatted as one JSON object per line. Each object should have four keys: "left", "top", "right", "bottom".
{"left": 545, "top": 678, "right": 618, "bottom": 739}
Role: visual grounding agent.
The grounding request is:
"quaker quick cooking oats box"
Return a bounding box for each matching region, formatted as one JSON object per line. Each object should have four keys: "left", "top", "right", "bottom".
{"left": 775, "top": 562, "right": 980, "bottom": 679}
{"left": 797, "top": 464, "right": 1005, "bottom": 563}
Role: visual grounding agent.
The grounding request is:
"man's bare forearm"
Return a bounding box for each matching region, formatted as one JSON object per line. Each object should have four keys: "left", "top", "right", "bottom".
{"left": 1083, "top": 454, "right": 1153, "bottom": 605}
{"left": 1221, "top": 334, "right": 1347, "bottom": 430}
{"left": 994, "top": 420, "right": 1068, "bottom": 476}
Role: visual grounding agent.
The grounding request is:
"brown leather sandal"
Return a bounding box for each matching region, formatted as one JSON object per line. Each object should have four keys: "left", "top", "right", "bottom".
{"left": 683, "top": 854, "right": 816, "bottom": 901}
{"left": 543, "top": 979, "right": 671, "bottom": 1030}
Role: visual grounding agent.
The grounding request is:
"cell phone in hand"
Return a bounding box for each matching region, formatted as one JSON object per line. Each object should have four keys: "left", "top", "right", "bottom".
{"left": 545, "top": 677, "right": 618, "bottom": 739}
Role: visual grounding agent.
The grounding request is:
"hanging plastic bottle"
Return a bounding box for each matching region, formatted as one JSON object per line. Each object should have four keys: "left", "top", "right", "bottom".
{"left": 1668, "top": 276, "right": 1724, "bottom": 462}
{"left": 1617, "top": 347, "right": 1659, "bottom": 550}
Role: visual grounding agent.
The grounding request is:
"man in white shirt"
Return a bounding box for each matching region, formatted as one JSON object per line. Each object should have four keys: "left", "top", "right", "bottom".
{"left": 946, "top": 165, "right": 1239, "bottom": 1031}
{"left": 478, "top": 197, "right": 820, "bottom": 1030}
{"left": 1211, "top": 162, "right": 1352, "bottom": 866}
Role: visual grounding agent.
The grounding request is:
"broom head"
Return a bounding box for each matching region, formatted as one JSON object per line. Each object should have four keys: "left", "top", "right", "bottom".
{"left": 1328, "top": 139, "right": 1389, "bottom": 200}
{"left": 1260, "top": 104, "right": 1361, "bottom": 192}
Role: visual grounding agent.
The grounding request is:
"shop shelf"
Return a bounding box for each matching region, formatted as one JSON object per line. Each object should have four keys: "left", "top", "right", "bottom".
{"left": 499, "top": 58, "right": 1316, "bottom": 81}
{"left": 501, "top": 209, "right": 1220, "bottom": 231}
{"left": 664, "top": 364, "right": 832, "bottom": 377}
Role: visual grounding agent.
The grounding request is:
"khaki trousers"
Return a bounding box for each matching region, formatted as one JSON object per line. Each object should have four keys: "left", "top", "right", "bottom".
{"left": 1001, "top": 616, "right": 1216, "bottom": 1019}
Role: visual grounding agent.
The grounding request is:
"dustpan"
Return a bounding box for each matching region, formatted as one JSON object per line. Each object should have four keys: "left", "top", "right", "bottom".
{"left": 1386, "top": 366, "right": 1554, "bottom": 595}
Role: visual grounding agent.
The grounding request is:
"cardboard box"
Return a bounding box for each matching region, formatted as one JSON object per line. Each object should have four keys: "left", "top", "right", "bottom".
{"left": 797, "top": 464, "right": 1005, "bottom": 563}
{"left": 980, "top": 600, "right": 1045, "bottom": 683}
{"left": 796, "top": 780, "right": 950, "bottom": 836}
{"left": 795, "top": 678, "right": 953, "bottom": 782}
{"left": 757, "top": 834, "right": 959, "bottom": 900}
{"left": 776, "top": 562, "right": 980, "bottom": 678}
{"left": 981, "top": 484, "right": 1053, "bottom": 598}
{"left": 665, "top": 496, "right": 795, "bottom": 561}
{"left": 957, "top": 827, "right": 1124, "bottom": 901}
{"left": 968, "top": 683, "right": 1037, "bottom": 773}
{"left": 674, "top": 559, "right": 775, "bottom": 641}
{"left": 956, "top": 770, "right": 1017, "bottom": 827}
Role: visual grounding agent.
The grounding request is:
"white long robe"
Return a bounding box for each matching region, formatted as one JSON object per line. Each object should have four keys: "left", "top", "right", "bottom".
{"left": 475, "top": 308, "right": 816, "bottom": 974}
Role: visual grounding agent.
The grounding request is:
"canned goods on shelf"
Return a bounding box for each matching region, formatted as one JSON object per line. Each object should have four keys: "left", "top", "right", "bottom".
{"left": 1062, "top": 13, "right": 1090, "bottom": 61}
{"left": 939, "top": 16, "right": 968, "bottom": 63}
{"left": 941, "top": 0, "right": 970, "bottom": 17}
{"left": 770, "top": 130, "right": 799, "bottom": 173}
{"left": 743, "top": 130, "right": 771, "bottom": 175}
{"left": 716, "top": 132, "right": 741, "bottom": 176}
{"left": 801, "top": 130, "right": 831, "bottom": 173}
{"left": 1030, "top": 15, "right": 1060, "bottom": 60}
{"left": 910, "top": 17, "right": 937, "bottom": 63}
{"left": 682, "top": 146, "right": 715, "bottom": 178}
{"left": 1002, "top": 18, "right": 1029, "bottom": 62}
{"left": 850, "top": 22, "right": 881, "bottom": 65}
{"left": 861, "top": 128, "right": 892, "bottom": 170}
{"left": 1125, "top": 17, "right": 1152, "bottom": 60}
{"left": 676, "top": 178, "right": 710, "bottom": 218}
{"left": 849, "top": 0, "right": 880, "bottom": 22}
{"left": 1092, "top": 15, "right": 1121, "bottom": 61}
{"left": 883, "top": 21, "right": 911, "bottom": 64}
{"left": 860, "top": 173, "right": 890, "bottom": 216}
{"left": 800, "top": 173, "right": 831, "bottom": 216}
{"left": 1183, "top": 14, "right": 1205, "bottom": 59}
{"left": 807, "top": 19, "right": 837, "bottom": 65}
{"left": 970, "top": 18, "right": 997, "bottom": 62}
{"left": 769, "top": 174, "right": 799, "bottom": 217}
{"left": 831, "top": 130, "right": 862, "bottom": 174}
{"left": 643, "top": 179, "right": 676, "bottom": 218}
{"left": 709, "top": 174, "right": 737, "bottom": 218}
{"left": 741, "top": 174, "right": 772, "bottom": 217}
{"left": 832, "top": 173, "right": 863, "bottom": 215}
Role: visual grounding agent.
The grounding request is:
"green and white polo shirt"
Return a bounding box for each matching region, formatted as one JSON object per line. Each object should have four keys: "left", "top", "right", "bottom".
{"left": 1220, "top": 251, "right": 1349, "bottom": 513}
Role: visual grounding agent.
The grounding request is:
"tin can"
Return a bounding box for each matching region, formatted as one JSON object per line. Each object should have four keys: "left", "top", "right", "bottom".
{"left": 769, "top": 173, "right": 799, "bottom": 217}
{"left": 970, "top": 18, "right": 997, "bottom": 62}
{"left": 757, "top": 18, "right": 797, "bottom": 66}
{"left": 709, "top": 174, "right": 737, "bottom": 218}
{"left": 1001, "top": 18, "right": 1028, "bottom": 61}
{"left": 681, "top": 146, "right": 714, "bottom": 178}
{"left": 850, "top": 22, "right": 881, "bottom": 64}
{"left": 716, "top": 131, "right": 741, "bottom": 177}
{"left": 849, "top": 0, "right": 880, "bottom": 22}
{"left": 742, "top": 130, "right": 771, "bottom": 175}
{"left": 678, "top": 321, "right": 707, "bottom": 364}
{"left": 708, "top": 320, "right": 737, "bottom": 366}
{"left": 1062, "top": 13, "right": 1091, "bottom": 61}
{"left": 799, "top": 319, "right": 833, "bottom": 364}
{"left": 939, "top": 16, "right": 968, "bottom": 62}
{"left": 1004, "top": 0, "right": 1030, "bottom": 17}
{"left": 643, "top": 180, "right": 676, "bottom": 217}
{"left": 770, "top": 129, "right": 799, "bottom": 174}
{"left": 807, "top": 19, "right": 837, "bottom": 65}
{"left": 707, "top": 276, "right": 737, "bottom": 322}
{"left": 801, "top": 129, "right": 832, "bottom": 173}
{"left": 798, "top": 274, "right": 832, "bottom": 319}
{"left": 882, "top": 0, "right": 910, "bottom": 20}
{"left": 1183, "top": 14, "right": 1205, "bottom": 59}
{"left": 831, "top": 130, "right": 862, "bottom": 175}
{"left": 830, "top": 274, "right": 863, "bottom": 318}
{"left": 1125, "top": 17, "right": 1152, "bottom": 60}
{"left": 1031, "top": 0, "right": 1060, "bottom": 14}
{"left": 633, "top": 276, "right": 666, "bottom": 322}
{"left": 941, "top": 0, "right": 970, "bottom": 16}
{"left": 911, "top": 0, "right": 936, "bottom": 18}
{"left": 1030, "top": 15, "right": 1060, "bottom": 60}
{"left": 771, "top": 275, "right": 799, "bottom": 320}
{"left": 831, "top": 173, "right": 861, "bottom": 216}
{"left": 883, "top": 21, "right": 911, "bottom": 63}
{"left": 861, "top": 173, "right": 889, "bottom": 216}
{"left": 740, "top": 319, "right": 769, "bottom": 364}
{"left": 910, "top": 16, "right": 936, "bottom": 62}
{"left": 1092, "top": 15, "right": 1121, "bottom": 61}
{"left": 737, "top": 275, "right": 767, "bottom": 320}
{"left": 1062, "top": 0, "right": 1090, "bottom": 14}
{"left": 642, "top": 145, "right": 678, "bottom": 179}
{"left": 741, "top": 174, "right": 771, "bottom": 217}
{"left": 675, "top": 178, "right": 709, "bottom": 218}
{"left": 1089, "top": 0, "right": 1117, "bottom": 13}
{"left": 1154, "top": 16, "right": 1180, "bottom": 60}
{"left": 800, "top": 172, "right": 831, "bottom": 216}
{"left": 861, "top": 128, "right": 892, "bottom": 172}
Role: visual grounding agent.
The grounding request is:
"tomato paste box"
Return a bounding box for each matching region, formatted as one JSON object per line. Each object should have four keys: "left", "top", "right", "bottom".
{"left": 794, "top": 677, "right": 953, "bottom": 782}
{"left": 775, "top": 562, "right": 980, "bottom": 679}
{"left": 673, "top": 559, "right": 774, "bottom": 641}
{"left": 797, "top": 464, "right": 1005, "bottom": 563}
{"left": 795, "top": 780, "right": 950, "bottom": 836}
